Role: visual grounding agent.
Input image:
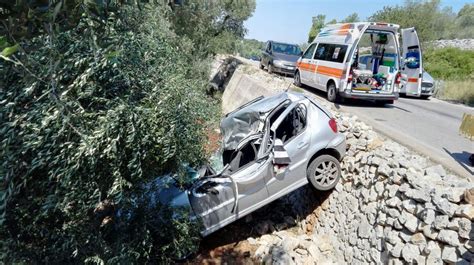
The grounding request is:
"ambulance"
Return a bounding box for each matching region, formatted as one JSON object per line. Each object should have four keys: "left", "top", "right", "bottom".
{"left": 294, "top": 22, "right": 423, "bottom": 104}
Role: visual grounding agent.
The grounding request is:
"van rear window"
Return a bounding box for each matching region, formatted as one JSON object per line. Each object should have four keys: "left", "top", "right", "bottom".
{"left": 314, "top": 43, "right": 348, "bottom": 63}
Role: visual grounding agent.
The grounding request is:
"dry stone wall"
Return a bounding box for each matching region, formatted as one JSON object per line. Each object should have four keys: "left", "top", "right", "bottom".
{"left": 249, "top": 111, "right": 473, "bottom": 265}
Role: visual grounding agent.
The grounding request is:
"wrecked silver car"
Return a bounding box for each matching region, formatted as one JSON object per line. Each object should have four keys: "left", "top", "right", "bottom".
{"left": 153, "top": 92, "right": 346, "bottom": 237}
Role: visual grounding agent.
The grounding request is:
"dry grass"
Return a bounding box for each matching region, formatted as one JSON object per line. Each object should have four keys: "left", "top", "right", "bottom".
{"left": 434, "top": 80, "right": 474, "bottom": 106}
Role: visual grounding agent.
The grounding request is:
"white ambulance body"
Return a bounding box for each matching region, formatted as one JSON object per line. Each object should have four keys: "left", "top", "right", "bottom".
{"left": 295, "top": 22, "right": 423, "bottom": 104}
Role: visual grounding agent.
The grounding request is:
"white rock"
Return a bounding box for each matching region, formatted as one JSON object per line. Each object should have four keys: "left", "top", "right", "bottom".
{"left": 402, "top": 199, "right": 417, "bottom": 214}
{"left": 426, "top": 241, "right": 443, "bottom": 265}
{"left": 432, "top": 196, "right": 457, "bottom": 217}
{"left": 458, "top": 218, "right": 472, "bottom": 239}
{"left": 410, "top": 232, "right": 426, "bottom": 245}
{"left": 425, "top": 165, "right": 446, "bottom": 178}
{"left": 437, "top": 230, "right": 461, "bottom": 247}
{"left": 419, "top": 208, "right": 436, "bottom": 225}
{"left": 423, "top": 224, "right": 439, "bottom": 240}
{"left": 390, "top": 243, "right": 403, "bottom": 258}
{"left": 455, "top": 204, "right": 474, "bottom": 220}
{"left": 404, "top": 215, "right": 420, "bottom": 233}
{"left": 281, "top": 236, "right": 299, "bottom": 252}
{"left": 442, "top": 246, "right": 458, "bottom": 264}
{"left": 434, "top": 215, "right": 449, "bottom": 230}
{"left": 405, "top": 188, "right": 430, "bottom": 203}
{"left": 401, "top": 244, "right": 420, "bottom": 263}
{"left": 386, "top": 197, "right": 402, "bottom": 208}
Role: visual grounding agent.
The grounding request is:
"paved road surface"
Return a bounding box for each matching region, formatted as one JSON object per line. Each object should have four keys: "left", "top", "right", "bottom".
{"left": 244, "top": 57, "right": 473, "bottom": 180}
{"left": 304, "top": 86, "right": 474, "bottom": 180}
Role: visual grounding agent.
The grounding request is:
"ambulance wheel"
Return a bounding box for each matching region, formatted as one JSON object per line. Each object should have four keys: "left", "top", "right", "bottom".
{"left": 376, "top": 100, "right": 394, "bottom": 106}
{"left": 294, "top": 71, "right": 302, "bottom": 87}
{"left": 327, "top": 82, "right": 338, "bottom": 102}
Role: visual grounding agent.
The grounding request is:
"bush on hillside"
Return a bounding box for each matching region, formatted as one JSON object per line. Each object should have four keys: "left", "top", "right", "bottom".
{"left": 0, "top": 4, "right": 218, "bottom": 263}
{"left": 423, "top": 48, "right": 474, "bottom": 80}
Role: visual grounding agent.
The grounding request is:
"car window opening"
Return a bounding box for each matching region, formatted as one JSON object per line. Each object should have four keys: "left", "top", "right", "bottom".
{"left": 276, "top": 105, "right": 307, "bottom": 144}
{"left": 224, "top": 140, "right": 260, "bottom": 172}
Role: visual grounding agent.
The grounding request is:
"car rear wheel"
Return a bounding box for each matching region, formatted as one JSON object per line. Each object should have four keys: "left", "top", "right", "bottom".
{"left": 307, "top": 155, "right": 341, "bottom": 191}
{"left": 327, "top": 82, "right": 337, "bottom": 102}
{"left": 294, "top": 71, "right": 302, "bottom": 87}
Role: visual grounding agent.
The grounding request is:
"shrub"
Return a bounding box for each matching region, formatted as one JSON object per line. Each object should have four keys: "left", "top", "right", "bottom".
{"left": 0, "top": 4, "right": 219, "bottom": 263}
{"left": 423, "top": 48, "right": 474, "bottom": 80}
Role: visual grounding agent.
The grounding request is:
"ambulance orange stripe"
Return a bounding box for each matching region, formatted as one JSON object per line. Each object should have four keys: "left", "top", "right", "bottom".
{"left": 316, "top": 66, "right": 344, "bottom": 78}
{"left": 408, "top": 78, "right": 418, "bottom": 83}
{"left": 297, "top": 63, "right": 344, "bottom": 78}
{"left": 297, "top": 62, "right": 316, "bottom": 72}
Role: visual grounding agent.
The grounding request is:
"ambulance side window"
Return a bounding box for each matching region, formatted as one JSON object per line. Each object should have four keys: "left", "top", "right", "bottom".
{"left": 302, "top": 44, "right": 317, "bottom": 59}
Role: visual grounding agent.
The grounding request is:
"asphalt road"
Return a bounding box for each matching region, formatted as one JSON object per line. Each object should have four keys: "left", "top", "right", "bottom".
{"left": 304, "top": 85, "right": 474, "bottom": 180}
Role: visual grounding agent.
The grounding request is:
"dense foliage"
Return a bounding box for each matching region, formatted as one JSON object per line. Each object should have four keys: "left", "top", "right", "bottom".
{"left": 235, "top": 38, "right": 265, "bottom": 59}
{"left": 424, "top": 48, "right": 474, "bottom": 80}
{"left": 0, "top": 0, "right": 254, "bottom": 263}
{"left": 307, "top": 1, "right": 473, "bottom": 43}
{"left": 369, "top": 1, "right": 474, "bottom": 41}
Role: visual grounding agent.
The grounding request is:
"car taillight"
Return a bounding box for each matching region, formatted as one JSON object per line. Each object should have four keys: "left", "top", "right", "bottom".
{"left": 395, "top": 72, "right": 401, "bottom": 84}
{"left": 329, "top": 118, "right": 338, "bottom": 133}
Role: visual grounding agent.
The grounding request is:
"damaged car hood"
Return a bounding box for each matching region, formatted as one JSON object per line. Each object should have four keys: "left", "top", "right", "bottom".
{"left": 220, "top": 92, "right": 304, "bottom": 151}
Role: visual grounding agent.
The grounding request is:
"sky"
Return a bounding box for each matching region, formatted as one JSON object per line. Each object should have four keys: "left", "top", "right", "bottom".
{"left": 244, "top": 0, "right": 469, "bottom": 44}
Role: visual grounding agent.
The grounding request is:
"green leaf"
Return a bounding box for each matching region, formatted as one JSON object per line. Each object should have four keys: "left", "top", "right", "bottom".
{"left": 1, "top": 44, "right": 19, "bottom": 57}
{"left": 0, "top": 36, "right": 9, "bottom": 50}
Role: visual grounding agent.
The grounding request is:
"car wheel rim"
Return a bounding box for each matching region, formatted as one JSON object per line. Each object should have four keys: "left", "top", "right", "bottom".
{"left": 314, "top": 160, "right": 338, "bottom": 187}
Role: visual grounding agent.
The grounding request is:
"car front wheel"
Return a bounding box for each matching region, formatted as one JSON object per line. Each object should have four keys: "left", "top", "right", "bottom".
{"left": 268, "top": 63, "right": 274, "bottom": 74}
{"left": 294, "top": 71, "right": 302, "bottom": 87}
{"left": 307, "top": 154, "right": 341, "bottom": 191}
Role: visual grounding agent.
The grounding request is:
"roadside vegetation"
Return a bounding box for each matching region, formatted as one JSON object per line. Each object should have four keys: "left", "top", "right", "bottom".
{"left": 0, "top": 0, "right": 254, "bottom": 263}
{"left": 424, "top": 48, "right": 474, "bottom": 105}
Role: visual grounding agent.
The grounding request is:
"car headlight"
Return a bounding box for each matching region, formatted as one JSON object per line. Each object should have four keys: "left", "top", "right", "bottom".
{"left": 273, "top": 60, "right": 285, "bottom": 67}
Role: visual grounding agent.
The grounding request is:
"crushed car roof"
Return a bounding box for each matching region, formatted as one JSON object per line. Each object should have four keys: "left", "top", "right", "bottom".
{"left": 220, "top": 92, "right": 306, "bottom": 151}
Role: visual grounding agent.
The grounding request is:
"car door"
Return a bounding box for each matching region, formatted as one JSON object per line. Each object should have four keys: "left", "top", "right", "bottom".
{"left": 266, "top": 102, "right": 311, "bottom": 195}
{"left": 188, "top": 137, "right": 271, "bottom": 235}
{"left": 298, "top": 43, "right": 317, "bottom": 86}
{"left": 401, "top": 28, "right": 423, "bottom": 97}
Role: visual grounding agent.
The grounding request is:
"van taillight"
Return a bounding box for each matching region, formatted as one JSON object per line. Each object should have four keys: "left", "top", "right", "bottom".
{"left": 329, "top": 118, "right": 338, "bottom": 133}
{"left": 395, "top": 72, "right": 401, "bottom": 84}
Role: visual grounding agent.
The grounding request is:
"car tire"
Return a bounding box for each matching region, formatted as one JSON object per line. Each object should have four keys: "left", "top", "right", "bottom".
{"left": 327, "top": 82, "right": 338, "bottom": 102}
{"left": 294, "top": 71, "right": 302, "bottom": 87}
{"left": 259, "top": 61, "right": 264, "bottom": 70}
{"left": 307, "top": 154, "right": 341, "bottom": 191}
{"left": 268, "top": 63, "right": 274, "bottom": 74}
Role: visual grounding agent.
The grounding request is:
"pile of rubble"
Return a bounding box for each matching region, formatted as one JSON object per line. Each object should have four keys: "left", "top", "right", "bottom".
{"left": 428, "top": 39, "right": 474, "bottom": 50}
{"left": 248, "top": 111, "right": 474, "bottom": 264}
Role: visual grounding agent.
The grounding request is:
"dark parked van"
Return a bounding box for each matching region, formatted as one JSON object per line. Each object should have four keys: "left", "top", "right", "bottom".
{"left": 260, "top": 41, "right": 302, "bottom": 76}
